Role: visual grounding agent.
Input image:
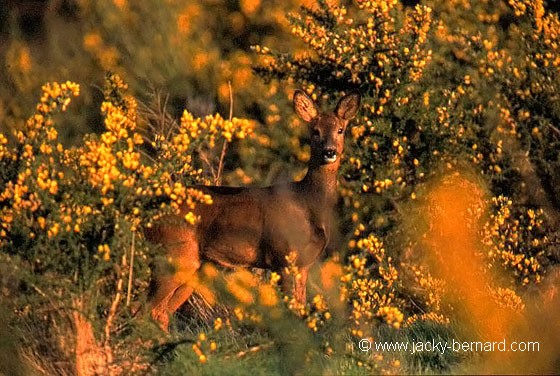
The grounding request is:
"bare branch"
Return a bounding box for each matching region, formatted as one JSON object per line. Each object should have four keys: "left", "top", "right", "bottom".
{"left": 215, "top": 81, "right": 233, "bottom": 185}
{"left": 126, "top": 232, "right": 136, "bottom": 307}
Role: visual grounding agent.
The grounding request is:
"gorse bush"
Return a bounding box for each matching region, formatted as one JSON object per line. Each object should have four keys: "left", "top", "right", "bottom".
{"left": 0, "top": 0, "right": 559, "bottom": 375}
{"left": 0, "top": 0, "right": 304, "bottom": 142}
{"left": 0, "top": 73, "right": 253, "bottom": 373}
{"left": 256, "top": 0, "right": 434, "bottom": 224}
{"left": 254, "top": 0, "right": 560, "bottom": 233}
{"left": 249, "top": 0, "right": 558, "bottom": 371}
{"left": 426, "top": 0, "right": 560, "bottom": 212}
{"left": 254, "top": 0, "right": 553, "bottom": 277}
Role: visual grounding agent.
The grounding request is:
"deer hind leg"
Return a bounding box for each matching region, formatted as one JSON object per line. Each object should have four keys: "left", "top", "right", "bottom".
{"left": 150, "top": 276, "right": 197, "bottom": 332}
{"left": 149, "top": 232, "right": 200, "bottom": 332}
{"left": 295, "top": 266, "right": 309, "bottom": 304}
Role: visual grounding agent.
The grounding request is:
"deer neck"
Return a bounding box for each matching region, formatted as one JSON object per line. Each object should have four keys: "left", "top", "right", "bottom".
{"left": 301, "top": 159, "right": 340, "bottom": 204}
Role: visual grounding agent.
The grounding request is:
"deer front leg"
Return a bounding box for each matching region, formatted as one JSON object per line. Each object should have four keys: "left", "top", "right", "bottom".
{"left": 281, "top": 266, "right": 309, "bottom": 305}
{"left": 295, "top": 266, "right": 309, "bottom": 304}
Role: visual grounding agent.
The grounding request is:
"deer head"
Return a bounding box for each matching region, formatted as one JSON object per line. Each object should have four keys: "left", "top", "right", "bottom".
{"left": 294, "top": 90, "right": 361, "bottom": 166}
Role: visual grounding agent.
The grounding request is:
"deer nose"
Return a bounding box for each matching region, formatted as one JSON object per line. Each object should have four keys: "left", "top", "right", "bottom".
{"left": 323, "top": 149, "right": 337, "bottom": 163}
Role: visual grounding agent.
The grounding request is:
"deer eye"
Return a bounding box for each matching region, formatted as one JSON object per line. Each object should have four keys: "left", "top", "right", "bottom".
{"left": 337, "top": 127, "right": 344, "bottom": 134}
{"left": 312, "top": 129, "right": 320, "bottom": 137}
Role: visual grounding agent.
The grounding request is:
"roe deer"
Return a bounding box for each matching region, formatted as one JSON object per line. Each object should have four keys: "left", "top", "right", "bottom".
{"left": 147, "top": 90, "right": 361, "bottom": 331}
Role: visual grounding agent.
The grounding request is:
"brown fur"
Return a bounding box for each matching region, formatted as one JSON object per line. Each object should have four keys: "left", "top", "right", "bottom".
{"left": 147, "top": 90, "right": 360, "bottom": 331}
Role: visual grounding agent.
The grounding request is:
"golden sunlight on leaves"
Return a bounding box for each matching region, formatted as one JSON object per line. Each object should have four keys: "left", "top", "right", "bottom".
{"left": 422, "top": 174, "right": 518, "bottom": 341}
{"left": 226, "top": 269, "right": 259, "bottom": 305}
{"left": 319, "top": 259, "right": 343, "bottom": 291}
{"left": 240, "top": 0, "right": 261, "bottom": 16}
{"left": 412, "top": 172, "right": 558, "bottom": 373}
{"left": 83, "top": 32, "right": 119, "bottom": 70}
{"left": 258, "top": 284, "right": 278, "bottom": 307}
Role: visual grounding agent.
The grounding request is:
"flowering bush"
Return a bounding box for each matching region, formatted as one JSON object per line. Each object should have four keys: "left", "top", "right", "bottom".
{"left": 248, "top": 0, "right": 558, "bottom": 372}
{"left": 0, "top": 0, "right": 559, "bottom": 375}
{"left": 0, "top": 73, "right": 254, "bottom": 374}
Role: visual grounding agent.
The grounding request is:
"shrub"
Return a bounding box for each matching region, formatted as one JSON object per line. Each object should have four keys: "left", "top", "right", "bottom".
{"left": 251, "top": 0, "right": 558, "bottom": 371}
{"left": 0, "top": 73, "right": 253, "bottom": 374}
{"left": 1, "top": 0, "right": 559, "bottom": 374}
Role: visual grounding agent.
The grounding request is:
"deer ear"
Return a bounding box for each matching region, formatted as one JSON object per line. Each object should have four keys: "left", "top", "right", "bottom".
{"left": 293, "top": 90, "right": 318, "bottom": 123}
{"left": 335, "top": 92, "right": 361, "bottom": 120}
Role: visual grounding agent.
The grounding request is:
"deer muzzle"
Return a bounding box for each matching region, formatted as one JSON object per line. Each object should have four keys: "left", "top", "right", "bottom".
{"left": 323, "top": 149, "right": 337, "bottom": 163}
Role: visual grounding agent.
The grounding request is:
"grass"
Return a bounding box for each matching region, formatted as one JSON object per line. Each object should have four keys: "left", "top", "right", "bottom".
{"left": 156, "top": 307, "right": 469, "bottom": 375}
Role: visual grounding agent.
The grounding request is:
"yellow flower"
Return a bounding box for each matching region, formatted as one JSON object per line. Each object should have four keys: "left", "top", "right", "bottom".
{"left": 184, "top": 211, "right": 197, "bottom": 225}
{"left": 258, "top": 284, "right": 278, "bottom": 307}
{"left": 214, "top": 317, "right": 223, "bottom": 331}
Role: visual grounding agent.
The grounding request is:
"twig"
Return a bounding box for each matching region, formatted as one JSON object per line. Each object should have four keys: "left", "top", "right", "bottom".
{"left": 126, "top": 232, "right": 135, "bottom": 307}
{"left": 200, "top": 150, "right": 217, "bottom": 180}
{"left": 29, "top": 282, "right": 48, "bottom": 298}
{"left": 215, "top": 81, "right": 233, "bottom": 185}
{"left": 222, "top": 342, "right": 275, "bottom": 360}
{"left": 104, "top": 255, "right": 125, "bottom": 348}
{"left": 547, "top": 123, "right": 560, "bottom": 137}
{"left": 215, "top": 142, "right": 228, "bottom": 186}
{"left": 234, "top": 342, "right": 275, "bottom": 358}
{"left": 228, "top": 81, "right": 234, "bottom": 122}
